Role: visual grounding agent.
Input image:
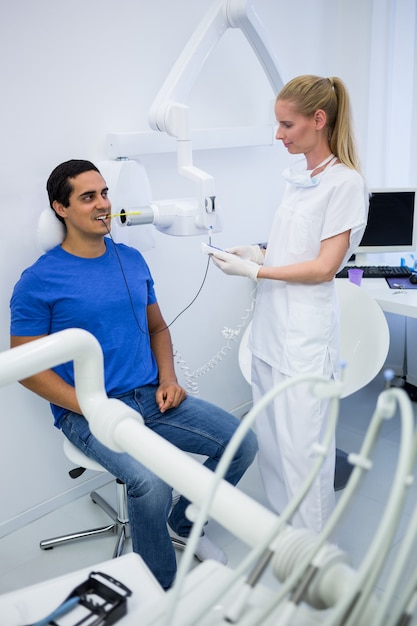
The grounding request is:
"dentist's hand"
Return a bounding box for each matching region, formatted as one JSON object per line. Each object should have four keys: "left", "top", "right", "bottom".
{"left": 210, "top": 249, "right": 260, "bottom": 280}
{"left": 226, "top": 244, "right": 265, "bottom": 265}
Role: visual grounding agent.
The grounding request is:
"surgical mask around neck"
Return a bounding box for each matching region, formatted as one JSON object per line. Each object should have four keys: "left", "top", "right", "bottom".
{"left": 282, "top": 154, "right": 335, "bottom": 188}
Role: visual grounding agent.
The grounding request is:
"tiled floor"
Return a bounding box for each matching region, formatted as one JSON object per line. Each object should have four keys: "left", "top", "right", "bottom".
{"left": 1, "top": 373, "right": 416, "bottom": 612}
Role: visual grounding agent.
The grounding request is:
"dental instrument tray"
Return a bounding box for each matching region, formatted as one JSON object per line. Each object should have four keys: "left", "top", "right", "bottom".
{"left": 28, "top": 570, "right": 132, "bottom": 626}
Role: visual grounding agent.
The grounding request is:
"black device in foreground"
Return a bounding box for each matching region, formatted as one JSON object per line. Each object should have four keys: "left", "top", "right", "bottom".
{"left": 29, "top": 571, "right": 132, "bottom": 626}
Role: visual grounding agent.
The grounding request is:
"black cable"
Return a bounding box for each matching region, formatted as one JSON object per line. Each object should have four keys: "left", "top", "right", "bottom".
{"left": 103, "top": 224, "right": 210, "bottom": 336}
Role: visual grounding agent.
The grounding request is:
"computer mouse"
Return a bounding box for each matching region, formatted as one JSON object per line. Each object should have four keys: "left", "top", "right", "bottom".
{"left": 409, "top": 273, "right": 417, "bottom": 284}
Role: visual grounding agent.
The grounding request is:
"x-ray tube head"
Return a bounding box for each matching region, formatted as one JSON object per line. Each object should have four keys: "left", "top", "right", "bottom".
{"left": 118, "top": 207, "right": 155, "bottom": 226}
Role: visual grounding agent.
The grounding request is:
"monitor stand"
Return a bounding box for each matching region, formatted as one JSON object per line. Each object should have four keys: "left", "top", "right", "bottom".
{"left": 353, "top": 253, "right": 369, "bottom": 266}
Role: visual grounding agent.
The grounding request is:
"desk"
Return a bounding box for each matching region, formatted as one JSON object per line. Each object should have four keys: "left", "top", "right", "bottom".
{"left": 0, "top": 553, "right": 164, "bottom": 625}
{"left": 356, "top": 277, "right": 417, "bottom": 319}
{"left": 341, "top": 277, "right": 417, "bottom": 397}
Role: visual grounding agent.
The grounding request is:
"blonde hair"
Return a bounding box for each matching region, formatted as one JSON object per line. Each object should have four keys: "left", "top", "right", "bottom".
{"left": 277, "top": 75, "right": 361, "bottom": 172}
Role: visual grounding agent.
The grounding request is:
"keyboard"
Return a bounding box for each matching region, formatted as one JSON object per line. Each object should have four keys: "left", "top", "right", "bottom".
{"left": 336, "top": 265, "right": 412, "bottom": 279}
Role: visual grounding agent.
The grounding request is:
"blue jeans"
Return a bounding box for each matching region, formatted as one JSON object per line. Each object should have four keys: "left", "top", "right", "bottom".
{"left": 60, "top": 385, "right": 257, "bottom": 589}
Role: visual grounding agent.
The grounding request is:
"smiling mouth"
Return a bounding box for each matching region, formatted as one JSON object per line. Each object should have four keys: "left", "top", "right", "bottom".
{"left": 96, "top": 214, "right": 110, "bottom": 221}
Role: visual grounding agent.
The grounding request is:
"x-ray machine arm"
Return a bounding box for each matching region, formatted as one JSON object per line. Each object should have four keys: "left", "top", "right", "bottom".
{"left": 122, "top": 0, "right": 284, "bottom": 236}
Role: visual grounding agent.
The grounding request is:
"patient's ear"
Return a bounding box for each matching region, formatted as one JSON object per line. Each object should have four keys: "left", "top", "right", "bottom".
{"left": 52, "top": 200, "right": 67, "bottom": 220}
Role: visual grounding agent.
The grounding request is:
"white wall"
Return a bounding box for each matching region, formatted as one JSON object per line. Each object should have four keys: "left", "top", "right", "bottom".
{"left": 0, "top": 0, "right": 415, "bottom": 539}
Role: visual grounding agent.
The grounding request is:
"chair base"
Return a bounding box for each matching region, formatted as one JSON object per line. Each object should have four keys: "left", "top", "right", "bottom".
{"left": 40, "top": 481, "right": 187, "bottom": 559}
{"left": 40, "top": 481, "right": 130, "bottom": 559}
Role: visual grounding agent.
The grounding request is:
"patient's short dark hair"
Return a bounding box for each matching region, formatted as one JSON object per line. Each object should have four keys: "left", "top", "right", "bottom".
{"left": 46, "top": 159, "right": 100, "bottom": 224}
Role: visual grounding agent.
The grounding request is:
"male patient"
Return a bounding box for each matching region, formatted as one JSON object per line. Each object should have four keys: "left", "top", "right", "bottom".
{"left": 9, "top": 159, "right": 257, "bottom": 590}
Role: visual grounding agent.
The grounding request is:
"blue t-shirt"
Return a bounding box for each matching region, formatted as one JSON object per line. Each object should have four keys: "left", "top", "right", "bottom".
{"left": 10, "top": 241, "right": 159, "bottom": 427}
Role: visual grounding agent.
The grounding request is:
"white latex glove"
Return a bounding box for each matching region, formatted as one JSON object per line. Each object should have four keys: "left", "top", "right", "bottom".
{"left": 210, "top": 249, "right": 260, "bottom": 280}
{"left": 225, "top": 244, "right": 265, "bottom": 265}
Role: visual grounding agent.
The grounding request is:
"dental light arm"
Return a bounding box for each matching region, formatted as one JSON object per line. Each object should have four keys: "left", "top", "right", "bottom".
{"left": 225, "top": 0, "right": 284, "bottom": 92}
{"left": 145, "top": 0, "right": 284, "bottom": 236}
{"left": 0, "top": 330, "right": 144, "bottom": 450}
{"left": 148, "top": 0, "right": 283, "bottom": 133}
{"left": 148, "top": 0, "right": 223, "bottom": 229}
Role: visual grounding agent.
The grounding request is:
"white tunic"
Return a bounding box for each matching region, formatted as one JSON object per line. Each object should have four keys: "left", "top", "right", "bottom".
{"left": 250, "top": 163, "right": 368, "bottom": 377}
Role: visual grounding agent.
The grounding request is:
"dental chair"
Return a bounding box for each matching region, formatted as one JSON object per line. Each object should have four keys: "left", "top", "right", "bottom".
{"left": 238, "top": 279, "right": 390, "bottom": 490}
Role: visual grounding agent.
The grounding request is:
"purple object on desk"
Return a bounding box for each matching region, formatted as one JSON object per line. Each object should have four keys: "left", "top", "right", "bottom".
{"left": 348, "top": 268, "right": 363, "bottom": 286}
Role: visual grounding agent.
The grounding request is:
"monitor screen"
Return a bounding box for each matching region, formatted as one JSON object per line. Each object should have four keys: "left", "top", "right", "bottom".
{"left": 356, "top": 188, "right": 417, "bottom": 254}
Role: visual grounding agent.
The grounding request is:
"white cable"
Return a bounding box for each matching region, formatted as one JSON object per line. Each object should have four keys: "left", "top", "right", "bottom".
{"left": 379, "top": 508, "right": 417, "bottom": 626}
{"left": 338, "top": 388, "right": 415, "bottom": 626}
{"left": 173, "top": 286, "right": 256, "bottom": 395}
{"left": 172, "top": 349, "right": 200, "bottom": 395}
{"left": 247, "top": 386, "right": 409, "bottom": 626}
{"left": 163, "top": 373, "right": 345, "bottom": 626}
{"left": 370, "top": 424, "right": 417, "bottom": 626}
{"left": 224, "top": 387, "right": 343, "bottom": 624}
{"left": 317, "top": 387, "right": 416, "bottom": 626}
{"left": 237, "top": 396, "right": 370, "bottom": 625}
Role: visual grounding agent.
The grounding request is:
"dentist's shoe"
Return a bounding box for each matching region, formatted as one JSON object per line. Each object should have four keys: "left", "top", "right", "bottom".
{"left": 168, "top": 527, "right": 228, "bottom": 565}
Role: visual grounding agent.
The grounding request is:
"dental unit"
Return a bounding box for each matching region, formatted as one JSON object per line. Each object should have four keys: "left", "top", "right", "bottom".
{"left": 1, "top": 330, "right": 416, "bottom": 625}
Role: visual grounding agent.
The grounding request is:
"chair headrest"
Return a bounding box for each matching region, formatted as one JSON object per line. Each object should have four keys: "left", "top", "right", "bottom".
{"left": 36, "top": 208, "right": 65, "bottom": 252}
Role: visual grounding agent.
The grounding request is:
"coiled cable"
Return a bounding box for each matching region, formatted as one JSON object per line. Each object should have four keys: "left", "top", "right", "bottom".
{"left": 173, "top": 285, "right": 257, "bottom": 395}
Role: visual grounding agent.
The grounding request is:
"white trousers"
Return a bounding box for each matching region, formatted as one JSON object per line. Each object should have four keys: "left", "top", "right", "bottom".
{"left": 251, "top": 356, "right": 335, "bottom": 534}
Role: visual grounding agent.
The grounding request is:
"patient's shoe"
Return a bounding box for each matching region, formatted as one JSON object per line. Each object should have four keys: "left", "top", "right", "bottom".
{"left": 168, "top": 527, "right": 228, "bottom": 565}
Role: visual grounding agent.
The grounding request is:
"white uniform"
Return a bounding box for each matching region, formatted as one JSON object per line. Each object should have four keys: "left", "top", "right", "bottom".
{"left": 250, "top": 162, "right": 368, "bottom": 533}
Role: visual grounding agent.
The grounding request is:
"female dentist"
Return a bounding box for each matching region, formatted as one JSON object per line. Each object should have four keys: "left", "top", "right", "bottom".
{"left": 210, "top": 75, "right": 368, "bottom": 533}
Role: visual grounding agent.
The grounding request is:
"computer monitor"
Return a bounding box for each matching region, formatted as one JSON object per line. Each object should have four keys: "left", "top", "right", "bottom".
{"left": 356, "top": 188, "right": 417, "bottom": 256}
